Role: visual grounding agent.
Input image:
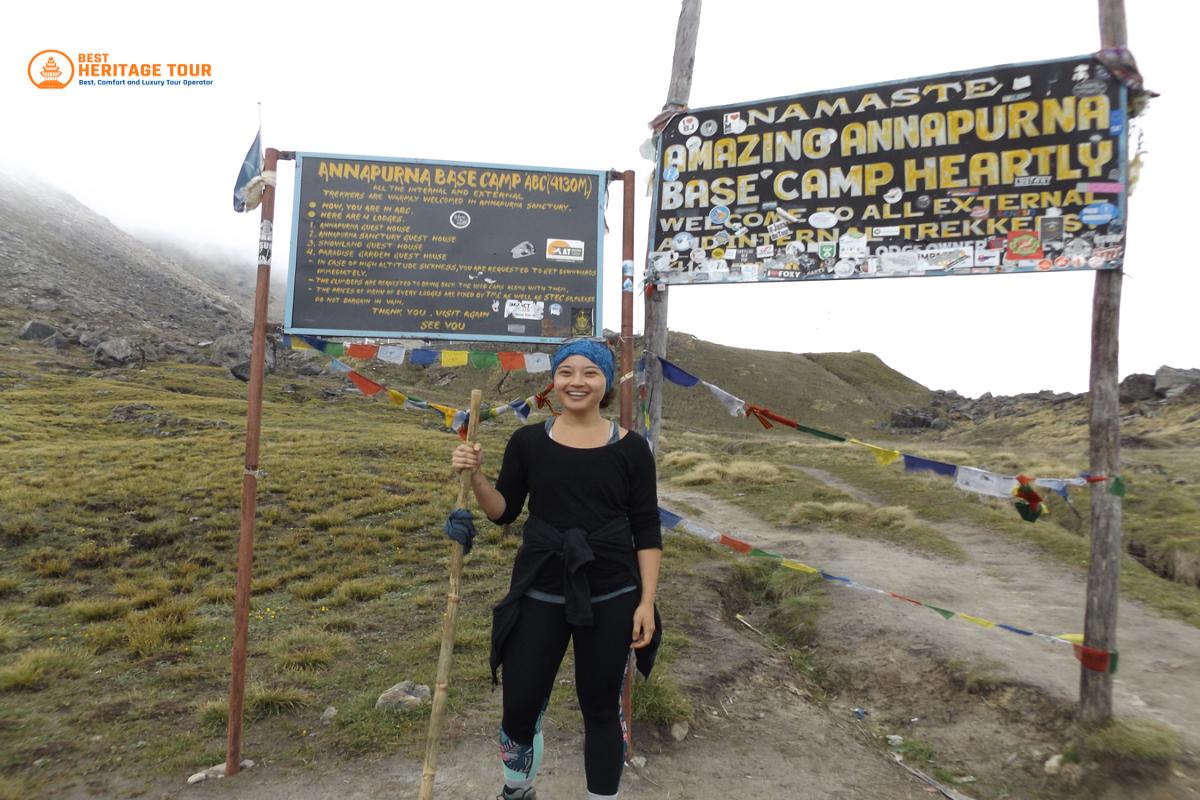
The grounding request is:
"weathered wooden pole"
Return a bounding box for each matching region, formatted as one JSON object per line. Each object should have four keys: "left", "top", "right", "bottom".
{"left": 644, "top": 0, "right": 702, "bottom": 451}
{"left": 225, "top": 146, "right": 280, "bottom": 777}
{"left": 619, "top": 169, "right": 636, "bottom": 431}
{"left": 1080, "top": 0, "right": 1128, "bottom": 726}
{"left": 420, "top": 389, "right": 483, "bottom": 800}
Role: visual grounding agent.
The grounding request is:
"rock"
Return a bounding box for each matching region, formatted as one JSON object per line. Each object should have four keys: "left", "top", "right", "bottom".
{"left": 1044, "top": 753, "right": 1063, "bottom": 775}
{"left": 1120, "top": 373, "right": 1157, "bottom": 403}
{"left": 30, "top": 298, "right": 60, "bottom": 312}
{"left": 33, "top": 757, "right": 51, "bottom": 768}
{"left": 212, "top": 333, "right": 275, "bottom": 380}
{"left": 186, "top": 771, "right": 207, "bottom": 785}
{"left": 886, "top": 734, "right": 904, "bottom": 747}
{"left": 1060, "top": 763, "right": 1084, "bottom": 788}
{"left": 41, "top": 331, "right": 73, "bottom": 350}
{"left": 18, "top": 320, "right": 59, "bottom": 341}
{"left": 94, "top": 338, "right": 136, "bottom": 367}
{"left": 375, "top": 681, "right": 431, "bottom": 712}
{"left": 79, "top": 330, "right": 106, "bottom": 349}
{"left": 670, "top": 721, "right": 689, "bottom": 742}
{"left": 891, "top": 406, "right": 935, "bottom": 429}
{"left": 1155, "top": 366, "right": 1200, "bottom": 399}
{"left": 320, "top": 706, "right": 338, "bottom": 726}
{"left": 629, "top": 755, "right": 647, "bottom": 769}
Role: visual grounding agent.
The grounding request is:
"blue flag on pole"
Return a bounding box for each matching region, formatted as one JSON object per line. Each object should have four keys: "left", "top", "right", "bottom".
{"left": 233, "top": 129, "right": 263, "bottom": 212}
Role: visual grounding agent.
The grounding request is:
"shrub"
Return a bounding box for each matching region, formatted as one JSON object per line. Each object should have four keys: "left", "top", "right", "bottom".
{"left": 65, "top": 598, "right": 131, "bottom": 622}
{"left": 0, "top": 647, "right": 85, "bottom": 691}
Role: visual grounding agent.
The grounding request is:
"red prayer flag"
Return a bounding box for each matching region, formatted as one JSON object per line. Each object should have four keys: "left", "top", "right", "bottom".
{"left": 498, "top": 352, "right": 525, "bottom": 370}
{"left": 719, "top": 534, "right": 752, "bottom": 554}
{"left": 1073, "top": 643, "right": 1112, "bottom": 673}
{"left": 346, "top": 343, "right": 379, "bottom": 359}
{"left": 347, "top": 371, "right": 384, "bottom": 396}
{"left": 889, "top": 592, "right": 923, "bottom": 606}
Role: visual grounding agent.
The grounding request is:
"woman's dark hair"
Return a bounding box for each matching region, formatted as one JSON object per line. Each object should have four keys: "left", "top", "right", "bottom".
{"left": 599, "top": 387, "right": 615, "bottom": 409}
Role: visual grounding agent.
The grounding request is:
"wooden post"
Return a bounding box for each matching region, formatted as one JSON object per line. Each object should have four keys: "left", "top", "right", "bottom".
{"left": 1080, "top": 0, "right": 1128, "bottom": 726}
{"left": 619, "top": 169, "right": 636, "bottom": 431}
{"left": 225, "top": 147, "right": 280, "bottom": 777}
{"left": 420, "top": 389, "right": 484, "bottom": 800}
{"left": 644, "top": 0, "right": 702, "bottom": 451}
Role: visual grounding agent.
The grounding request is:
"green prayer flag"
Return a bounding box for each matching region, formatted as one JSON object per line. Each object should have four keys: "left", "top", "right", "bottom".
{"left": 748, "top": 548, "right": 782, "bottom": 559}
{"left": 925, "top": 604, "right": 955, "bottom": 620}
{"left": 470, "top": 352, "right": 500, "bottom": 368}
{"left": 1109, "top": 651, "right": 1119, "bottom": 674}
{"left": 324, "top": 342, "right": 346, "bottom": 357}
{"left": 798, "top": 425, "right": 845, "bottom": 443}
{"left": 1109, "top": 476, "right": 1126, "bottom": 496}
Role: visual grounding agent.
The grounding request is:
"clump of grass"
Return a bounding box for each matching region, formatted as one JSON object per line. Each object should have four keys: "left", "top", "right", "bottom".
{"left": 631, "top": 630, "right": 692, "bottom": 725}
{"left": 0, "top": 621, "right": 18, "bottom": 652}
{"left": 0, "top": 576, "right": 19, "bottom": 598}
{"left": 661, "top": 450, "right": 711, "bottom": 470}
{"left": 197, "top": 684, "right": 315, "bottom": 730}
{"left": 65, "top": 597, "right": 131, "bottom": 622}
{"left": 723, "top": 460, "right": 783, "bottom": 483}
{"left": 71, "top": 541, "right": 128, "bottom": 569}
{"left": 1084, "top": 718, "right": 1181, "bottom": 765}
{"left": 895, "top": 736, "right": 938, "bottom": 764}
{"left": 735, "top": 560, "right": 825, "bottom": 648}
{"left": 291, "top": 574, "right": 339, "bottom": 601}
{"left": 113, "top": 577, "right": 170, "bottom": 609}
{"left": 0, "top": 774, "right": 34, "bottom": 800}
{"left": 31, "top": 584, "right": 75, "bottom": 607}
{"left": 22, "top": 548, "right": 70, "bottom": 578}
{"left": 671, "top": 462, "right": 726, "bottom": 486}
{"left": 200, "top": 582, "right": 235, "bottom": 604}
{"left": 786, "top": 501, "right": 964, "bottom": 560}
{"left": 269, "top": 628, "right": 351, "bottom": 671}
{"left": 0, "top": 515, "right": 41, "bottom": 545}
{"left": 0, "top": 647, "right": 86, "bottom": 691}
{"left": 124, "top": 599, "right": 198, "bottom": 657}
{"left": 329, "top": 577, "right": 397, "bottom": 607}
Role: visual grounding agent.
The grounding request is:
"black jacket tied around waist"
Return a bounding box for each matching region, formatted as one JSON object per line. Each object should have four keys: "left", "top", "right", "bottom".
{"left": 490, "top": 515, "right": 662, "bottom": 685}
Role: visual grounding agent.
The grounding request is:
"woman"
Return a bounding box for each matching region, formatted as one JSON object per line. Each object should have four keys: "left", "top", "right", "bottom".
{"left": 451, "top": 338, "right": 662, "bottom": 800}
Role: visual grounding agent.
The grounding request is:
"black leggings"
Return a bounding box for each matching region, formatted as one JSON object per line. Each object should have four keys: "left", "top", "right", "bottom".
{"left": 501, "top": 590, "right": 638, "bottom": 796}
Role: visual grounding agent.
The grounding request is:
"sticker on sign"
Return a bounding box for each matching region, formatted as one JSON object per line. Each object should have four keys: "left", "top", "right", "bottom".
{"left": 504, "top": 299, "right": 545, "bottom": 321}
{"left": 546, "top": 238, "right": 585, "bottom": 262}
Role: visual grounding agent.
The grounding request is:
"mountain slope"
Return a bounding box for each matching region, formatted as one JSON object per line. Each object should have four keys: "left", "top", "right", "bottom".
{"left": 0, "top": 171, "right": 248, "bottom": 343}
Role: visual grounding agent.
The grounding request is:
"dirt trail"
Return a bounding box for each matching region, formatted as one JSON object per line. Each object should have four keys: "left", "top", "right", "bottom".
{"left": 150, "top": 549, "right": 929, "bottom": 800}
{"left": 661, "top": 477, "right": 1200, "bottom": 749}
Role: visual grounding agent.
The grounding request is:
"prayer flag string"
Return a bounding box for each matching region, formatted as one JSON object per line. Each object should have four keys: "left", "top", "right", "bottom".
{"left": 657, "top": 505, "right": 1118, "bottom": 673}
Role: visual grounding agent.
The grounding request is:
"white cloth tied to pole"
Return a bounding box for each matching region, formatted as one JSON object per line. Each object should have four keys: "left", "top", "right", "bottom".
{"left": 954, "top": 466, "right": 1018, "bottom": 498}
{"left": 242, "top": 170, "right": 277, "bottom": 211}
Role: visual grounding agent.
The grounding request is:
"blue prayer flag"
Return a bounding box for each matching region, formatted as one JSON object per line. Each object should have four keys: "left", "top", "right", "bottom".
{"left": 902, "top": 454, "right": 958, "bottom": 477}
{"left": 233, "top": 129, "right": 263, "bottom": 212}
{"left": 658, "top": 507, "right": 683, "bottom": 529}
{"left": 327, "top": 358, "right": 352, "bottom": 374}
{"left": 658, "top": 357, "right": 700, "bottom": 388}
{"left": 409, "top": 349, "right": 438, "bottom": 366}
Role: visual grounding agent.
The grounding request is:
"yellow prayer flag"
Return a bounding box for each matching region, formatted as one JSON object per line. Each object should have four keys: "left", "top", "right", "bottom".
{"left": 781, "top": 559, "right": 819, "bottom": 574}
{"left": 289, "top": 337, "right": 313, "bottom": 351}
{"left": 387, "top": 389, "right": 408, "bottom": 406}
{"left": 429, "top": 403, "right": 458, "bottom": 429}
{"left": 440, "top": 350, "right": 469, "bottom": 367}
{"left": 957, "top": 613, "right": 996, "bottom": 628}
{"left": 1058, "top": 633, "right": 1085, "bottom": 644}
{"left": 849, "top": 439, "right": 902, "bottom": 466}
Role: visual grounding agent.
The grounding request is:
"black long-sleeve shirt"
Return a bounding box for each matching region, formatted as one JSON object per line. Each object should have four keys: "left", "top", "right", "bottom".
{"left": 490, "top": 422, "right": 662, "bottom": 595}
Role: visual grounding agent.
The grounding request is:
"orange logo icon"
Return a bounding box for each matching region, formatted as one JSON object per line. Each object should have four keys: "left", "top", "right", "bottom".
{"left": 29, "top": 50, "right": 75, "bottom": 89}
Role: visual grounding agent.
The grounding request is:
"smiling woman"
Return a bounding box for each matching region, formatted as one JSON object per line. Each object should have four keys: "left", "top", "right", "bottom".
{"left": 449, "top": 338, "right": 662, "bottom": 800}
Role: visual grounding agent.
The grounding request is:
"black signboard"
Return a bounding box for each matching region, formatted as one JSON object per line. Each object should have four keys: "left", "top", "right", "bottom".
{"left": 285, "top": 153, "right": 606, "bottom": 342}
{"left": 649, "top": 55, "right": 1128, "bottom": 285}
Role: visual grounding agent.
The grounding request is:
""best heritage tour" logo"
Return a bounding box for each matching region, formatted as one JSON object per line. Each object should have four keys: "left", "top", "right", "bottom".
{"left": 28, "top": 50, "right": 214, "bottom": 89}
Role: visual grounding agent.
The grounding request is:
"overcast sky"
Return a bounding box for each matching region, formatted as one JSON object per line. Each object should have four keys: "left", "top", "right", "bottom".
{"left": 3, "top": 0, "right": 1190, "bottom": 396}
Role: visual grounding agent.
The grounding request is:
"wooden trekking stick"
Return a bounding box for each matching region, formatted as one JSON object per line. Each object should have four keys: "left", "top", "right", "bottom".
{"left": 420, "top": 389, "right": 482, "bottom": 800}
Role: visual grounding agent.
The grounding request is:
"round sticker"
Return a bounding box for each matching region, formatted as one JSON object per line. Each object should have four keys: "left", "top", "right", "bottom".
{"left": 678, "top": 115, "right": 699, "bottom": 135}
{"left": 711, "top": 248, "right": 725, "bottom": 260}
{"left": 672, "top": 232, "right": 696, "bottom": 251}
{"left": 685, "top": 135, "right": 702, "bottom": 152}
{"left": 1054, "top": 256, "right": 1069, "bottom": 268}
{"left": 728, "top": 118, "right": 748, "bottom": 134}
{"left": 785, "top": 242, "right": 805, "bottom": 257}
{"left": 1063, "top": 237, "right": 1093, "bottom": 259}
{"left": 700, "top": 119, "right": 718, "bottom": 137}
{"left": 709, "top": 205, "right": 731, "bottom": 225}
{"left": 449, "top": 210, "right": 471, "bottom": 229}
{"left": 820, "top": 129, "right": 838, "bottom": 144}
{"left": 833, "top": 259, "right": 857, "bottom": 278}
{"left": 1037, "top": 259, "right": 1053, "bottom": 271}
{"left": 916, "top": 195, "right": 932, "bottom": 209}
{"left": 663, "top": 165, "right": 680, "bottom": 181}
{"left": 1088, "top": 255, "right": 1105, "bottom": 268}
{"left": 883, "top": 187, "right": 903, "bottom": 204}
{"left": 969, "top": 205, "right": 989, "bottom": 219}
{"left": 1080, "top": 202, "right": 1118, "bottom": 227}
{"left": 808, "top": 211, "right": 838, "bottom": 229}
{"left": 690, "top": 248, "right": 707, "bottom": 263}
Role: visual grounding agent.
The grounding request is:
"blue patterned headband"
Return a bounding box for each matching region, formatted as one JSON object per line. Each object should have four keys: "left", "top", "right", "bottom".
{"left": 551, "top": 339, "right": 615, "bottom": 392}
